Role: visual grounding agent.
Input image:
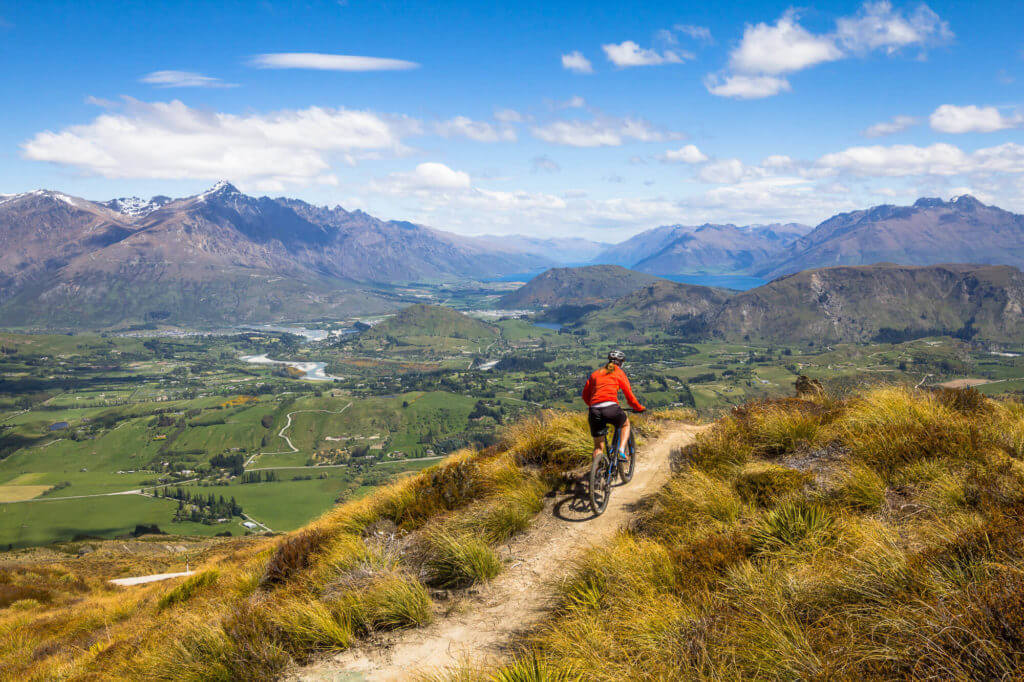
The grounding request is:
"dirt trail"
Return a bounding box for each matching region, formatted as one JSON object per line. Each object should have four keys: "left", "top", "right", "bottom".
{"left": 287, "top": 423, "right": 706, "bottom": 682}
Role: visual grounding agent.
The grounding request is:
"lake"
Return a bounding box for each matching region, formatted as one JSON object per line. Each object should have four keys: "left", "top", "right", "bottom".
{"left": 239, "top": 354, "right": 340, "bottom": 382}
{"left": 660, "top": 274, "right": 767, "bottom": 291}
{"left": 533, "top": 322, "right": 563, "bottom": 331}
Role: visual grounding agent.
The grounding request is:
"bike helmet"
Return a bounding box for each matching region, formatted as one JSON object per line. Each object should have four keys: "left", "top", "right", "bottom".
{"left": 607, "top": 350, "right": 626, "bottom": 365}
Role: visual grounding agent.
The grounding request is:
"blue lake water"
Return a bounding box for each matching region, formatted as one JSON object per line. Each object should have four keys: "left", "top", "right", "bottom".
{"left": 660, "top": 274, "right": 767, "bottom": 291}
{"left": 532, "top": 322, "right": 563, "bottom": 331}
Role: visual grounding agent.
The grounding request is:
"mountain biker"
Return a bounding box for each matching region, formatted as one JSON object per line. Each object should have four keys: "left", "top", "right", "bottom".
{"left": 582, "top": 350, "right": 645, "bottom": 462}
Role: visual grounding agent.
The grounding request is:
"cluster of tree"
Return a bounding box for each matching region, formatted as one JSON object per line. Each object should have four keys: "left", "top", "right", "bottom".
{"left": 157, "top": 487, "right": 243, "bottom": 524}
{"left": 240, "top": 470, "right": 279, "bottom": 484}
{"left": 209, "top": 452, "right": 246, "bottom": 476}
{"left": 495, "top": 353, "right": 554, "bottom": 373}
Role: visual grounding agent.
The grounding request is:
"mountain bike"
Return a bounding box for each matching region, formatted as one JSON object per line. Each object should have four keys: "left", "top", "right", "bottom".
{"left": 588, "top": 409, "right": 637, "bottom": 516}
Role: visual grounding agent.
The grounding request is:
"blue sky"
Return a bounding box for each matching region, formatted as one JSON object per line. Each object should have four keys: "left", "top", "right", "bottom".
{"left": 1, "top": 0, "right": 1022, "bottom": 237}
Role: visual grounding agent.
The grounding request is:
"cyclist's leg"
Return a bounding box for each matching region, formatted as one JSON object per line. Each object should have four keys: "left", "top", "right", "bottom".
{"left": 587, "top": 407, "right": 608, "bottom": 459}
{"left": 617, "top": 420, "right": 630, "bottom": 456}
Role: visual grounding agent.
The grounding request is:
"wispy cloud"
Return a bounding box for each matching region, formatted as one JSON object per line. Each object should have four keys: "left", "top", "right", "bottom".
{"left": 531, "top": 114, "right": 680, "bottom": 147}
{"left": 140, "top": 70, "right": 238, "bottom": 88}
{"left": 561, "top": 51, "right": 593, "bottom": 74}
{"left": 434, "top": 116, "right": 516, "bottom": 142}
{"left": 602, "top": 41, "right": 691, "bottom": 67}
{"left": 674, "top": 24, "right": 713, "bottom": 43}
{"left": 863, "top": 114, "right": 919, "bottom": 137}
{"left": 249, "top": 52, "right": 419, "bottom": 71}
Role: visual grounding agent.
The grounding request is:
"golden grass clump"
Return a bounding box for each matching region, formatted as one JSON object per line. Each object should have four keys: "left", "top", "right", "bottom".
{"left": 503, "top": 411, "right": 593, "bottom": 474}
{"left": 158, "top": 569, "right": 220, "bottom": 610}
{"left": 424, "top": 530, "right": 503, "bottom": 588}
{"left": 733, "top": 461, "right": 811, "bottom": 506}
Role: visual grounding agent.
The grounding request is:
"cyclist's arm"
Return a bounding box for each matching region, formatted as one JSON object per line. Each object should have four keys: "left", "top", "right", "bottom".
{"left": 617, "top": 371, "right": 645, "bottom": 411}
{"left": 581, "top": 374, "right": 594, "bottom": 404}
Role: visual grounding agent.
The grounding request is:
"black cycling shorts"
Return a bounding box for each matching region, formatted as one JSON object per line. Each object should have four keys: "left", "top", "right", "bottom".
{"left": 588, "top": 404, "right": 627, "bottom": 438}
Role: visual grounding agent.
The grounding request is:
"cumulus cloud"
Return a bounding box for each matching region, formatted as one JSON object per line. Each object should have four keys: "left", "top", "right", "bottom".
{"left": 835, "top": 1, "right": 952, "bottom": 53}
{"left": 602, "top": 40, "right": 690, "bottom": 67}
{"left": 140, "top": 71, "right": 237, "bottom": 88}
{"left": 929, "top": 104, "right": 1022, "bottom": 133}
{"left": 863, "top": 114, "right": 919, "bottom": 137}
{"left": 728, "top": 11, "right": 843, "bottom": 75}
{"left": 561, "top": 51, "right": 593, "bottom": 73}
{"left": 434, "top": 116, "right": 516, "bottom": 142}
{"left": 21, "top": 98, "right": 418, "bottom": 189}
{"left": 698, "top": 159, "right": 758, "bottom": 184}
{"left": 660, "top": 144, "right": 708, "bottom": 164}
{"left": 379, "top": 162, "right": 471, "bottom": 191}
{"left": 704, "top": 74, "right": 791, "bottom": 99}
{"left": 558, "top": 95, "right": 586, "bottom": 109}
{"left": 531, "top": 115, "right": 679, "bottom": 147}
{"left": 249, "top": 52, "right": 419, "bottom": 71}
{"left": 707, "top": 3, "right": 953, "bottom": 99}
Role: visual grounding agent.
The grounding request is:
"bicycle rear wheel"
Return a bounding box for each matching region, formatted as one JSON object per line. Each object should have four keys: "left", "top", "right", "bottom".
{"left": 589, "top": 452, "right": 613, "bottom": 515}
{"left": 617, "top": 431, "right": 636, "bottom": 483}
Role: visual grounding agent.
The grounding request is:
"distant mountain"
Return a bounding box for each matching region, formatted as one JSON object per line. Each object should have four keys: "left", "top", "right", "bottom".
{"left": 362, "top": 303, "right": 498, "bottom": 341}
{"left": 577, "top": 279, "right": 732, "bottom": 332}
{"left": 594, "top": 223, "right": 810, "bottom": 275}
{"left": 497, "top": 265, "right": 663, "bottom": 309}
{"left": 761, "top": 196, "right": 1024, "bottom": 278}
{"left": 462, "top": 235, "right": 609, "bottom": 264}
{"left": 0, "top": 182, "right": 571, "bottom": 328}
{"left": 699, "top": 263, "right": 1024, "bottom": 343}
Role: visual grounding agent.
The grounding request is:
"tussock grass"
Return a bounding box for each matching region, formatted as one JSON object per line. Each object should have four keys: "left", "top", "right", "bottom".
{"left": 158, "top": 569, "right": 220, "bottom": 610}
{"left": 481, "top": 385, "right": 1024, "bottom": 680}
{"left": 1, "top": 408, "right": 629, "bottom": 680}
{"left": 424, "top": 530, "right": 503, "bottom": 588}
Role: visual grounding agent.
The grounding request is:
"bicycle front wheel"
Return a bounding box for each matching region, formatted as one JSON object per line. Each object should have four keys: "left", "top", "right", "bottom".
{"left": 589, "top": 452, "right": 613, "bottom": 516}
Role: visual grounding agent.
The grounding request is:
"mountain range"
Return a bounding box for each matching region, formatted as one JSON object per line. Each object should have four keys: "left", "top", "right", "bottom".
{"left": 4, "top": 182, "right": 1024, "bottom": 329}
{"left": 0, "top": 183, "right": 598, "bottom": 328}
{"left": 589, "top": 195, "right": 1024, "bottom": 280}
{"left": 508, "top": 263, "right": 1024, "bottom": 344}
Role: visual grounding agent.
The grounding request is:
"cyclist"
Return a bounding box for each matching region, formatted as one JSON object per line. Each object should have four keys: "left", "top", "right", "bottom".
{"left": 582, "top": 350, "right": 645, "bottom": 462}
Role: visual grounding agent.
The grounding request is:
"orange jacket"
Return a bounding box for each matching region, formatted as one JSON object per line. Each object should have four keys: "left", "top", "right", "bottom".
{"left": 582, "top": 365, "right": 644, "bottom": 411}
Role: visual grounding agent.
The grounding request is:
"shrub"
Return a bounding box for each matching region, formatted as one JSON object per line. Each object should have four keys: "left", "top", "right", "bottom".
{"left": 490, "top": 654, "right": 581, "bottom": 682}
{"left": 272, "top": 598, "right": 352, "bottom": 652}
{"left": 684, "top": 418, "right": 752, "bottom": 472}
{"left": 504, "top": 411, "right": 592, "bottom": 474}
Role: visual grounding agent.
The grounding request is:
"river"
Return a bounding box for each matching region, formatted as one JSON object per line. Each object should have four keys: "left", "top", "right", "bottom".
{"left": 239, "top": 354, "right": 340, "bottom": 382}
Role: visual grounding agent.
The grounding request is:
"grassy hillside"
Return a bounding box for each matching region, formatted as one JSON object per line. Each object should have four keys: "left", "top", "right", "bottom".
{"left": 364, "top": 303, "right": 499, "bottom": 343}
{"left": 463, "top": 386, "right": 1024, "bottom": 680}
{"left": 0, "top": 408, "right": 677, "bottom": 680}
{"left": 498, "top": 265, "right": 662, "bottom": 309}
{"left": 577, "top": 279, "right": 732, "bottom": 333}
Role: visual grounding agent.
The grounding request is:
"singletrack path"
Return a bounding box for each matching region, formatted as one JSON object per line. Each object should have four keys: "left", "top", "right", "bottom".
{"left": 288, "top": 422, "right": 707, "bottom": 682}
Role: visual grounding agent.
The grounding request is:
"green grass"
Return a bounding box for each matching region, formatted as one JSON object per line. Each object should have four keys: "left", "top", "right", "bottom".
{"left": 0, "top": 494, "right": 218, "bottom": 548}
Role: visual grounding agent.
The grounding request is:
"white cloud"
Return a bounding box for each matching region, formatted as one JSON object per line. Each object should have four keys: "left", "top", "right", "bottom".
{"left": 434, "top": 116, "right": 516, "bottom": 142}
{"left": 531, "top": 115, "right": 678, "bottom": 147}
{"left": 494, "top": 108, "right": 525, "bottom": 123}
{"left": 929, "top": 104, "right": 1022, "bottom": 134}
{"left": 729, "top": 11, "right": 842, "bottom": 75}
{"left": 835, "top": 1, "right": 952, "bottom": 53}
{"left": 558, "top": 95, "right": 586, "bottom": 109}
{"left": 698, "top": 159, "right": 757, "bottom": 184}
{"left": 140, "top": 71, "right": 237, "bottom": 88}
{"left": 863, "top": 114, "right": 919, "bottom": 137}
{"left": 602, "top": 41, "right": 690, "bottom": 67}
{"left": 561, "top": 51, "right": 593, "bottom": 74}
{"left": 660, "top": 144, "right": 708, "bottom": 164}
{"left": 708, "top": 3, "right": 953, "bottom": 99}
{"left": 675, "top": 24, "right": 713, "bottom": 42}
{"left": 407, "top": 162, "right": 471, "bottom": 189}
{"left": 704, "top": 74, "right": 791, "bottom": 99}
{"left": 814, "top": 142, "right": 1024, "bottom": 177}
{"left": 21, "top": 98, "right": 418, "bottom": 188}
{"left": 249, "top": 52, "right": 419, "bottom": 71}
